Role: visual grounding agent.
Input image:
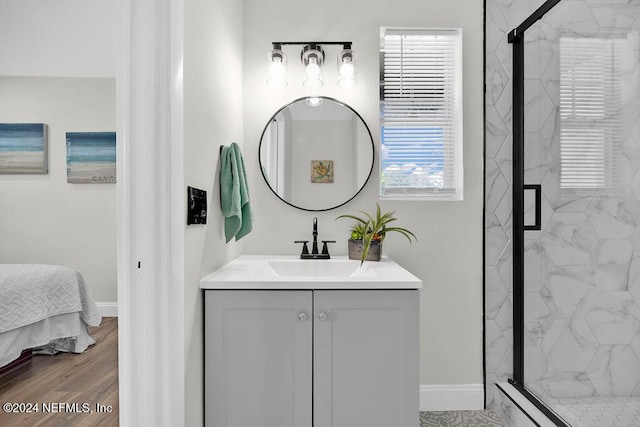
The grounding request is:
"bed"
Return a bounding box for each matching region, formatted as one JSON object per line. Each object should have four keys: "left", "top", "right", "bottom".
{"left": 0, "top": 264, "right": 102, "bottom": 369}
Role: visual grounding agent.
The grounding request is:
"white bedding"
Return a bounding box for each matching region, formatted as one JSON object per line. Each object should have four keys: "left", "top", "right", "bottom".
{"left": 0, "top": 264, "right": 102, "bottom": 367}
{"left": 0, "top": 313, "right": 96, "bottom": 367}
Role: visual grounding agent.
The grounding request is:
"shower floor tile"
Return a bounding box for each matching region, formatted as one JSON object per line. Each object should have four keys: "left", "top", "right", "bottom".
{"left": 547, "top": 396, "right": 640, "bottom": 427}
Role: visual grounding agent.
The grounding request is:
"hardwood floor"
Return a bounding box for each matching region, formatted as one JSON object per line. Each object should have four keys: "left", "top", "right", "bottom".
{"left": 0, "top": 317, "right": 118, "bottom": 427}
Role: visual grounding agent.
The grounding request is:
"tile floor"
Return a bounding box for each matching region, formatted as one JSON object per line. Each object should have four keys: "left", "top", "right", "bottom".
{"left": 547, "top": 397, "right": 640, "bottom": 427}
{"left": 420, "top": 410, "right": 505, "bottom": 426}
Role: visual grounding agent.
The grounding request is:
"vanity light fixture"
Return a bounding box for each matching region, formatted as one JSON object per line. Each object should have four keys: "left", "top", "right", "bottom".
{"left": 267, "top": 43, "right": 287, "bottom": 88}
{"left": 267, "top": 41, "right": 357, "bottom": 88}
{"left": 301, "top": 44, "right": 324, "bottom": 88}
{"left": 337, "top": 45, "right": 357, "bottom": 88}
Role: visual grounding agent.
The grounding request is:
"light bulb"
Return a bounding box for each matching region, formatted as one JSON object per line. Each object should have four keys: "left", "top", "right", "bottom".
{"left": 304, "top": 56, "right": 323, "bottom": 88}
{"left": 340, "top": 60, "right": 354, "bottom": 79}
{"left": 269, "top": 58, "right": 285, "bottom": 86}
{"left": 306, "top": 58, "right": 320, "bottom": 78}
{"left": 267, "top": 49, "right": 287, "bottom": 88}
{"left": 337, "top": 49, "right": 357, "bottom": 88}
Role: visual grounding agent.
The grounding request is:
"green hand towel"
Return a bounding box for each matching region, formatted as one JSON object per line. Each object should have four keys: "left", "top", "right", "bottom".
{"left": 220, "top": 143, "right": 253, "bottom": 242}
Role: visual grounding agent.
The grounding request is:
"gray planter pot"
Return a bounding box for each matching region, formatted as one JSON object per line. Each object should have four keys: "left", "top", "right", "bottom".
{"left": 348, "top": 238, "right": 381, "bottom": 261}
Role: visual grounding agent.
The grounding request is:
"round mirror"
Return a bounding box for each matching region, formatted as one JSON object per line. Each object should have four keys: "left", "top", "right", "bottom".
{"left": 259, "top": 97, "right": 374, "bottom": 211}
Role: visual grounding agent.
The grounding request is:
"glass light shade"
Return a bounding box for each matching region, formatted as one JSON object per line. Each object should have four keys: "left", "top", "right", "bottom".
{"left": 303, "top": 56, "right": 323, "bottom": 88}
{"left": 267, "top": 49, "right": 287, "bottom": 87}
{"left": 301, "top": 45, "right": 324, "bottom": 89}
{"left": 337, "top": 49, "right": 357, "bottom": 87}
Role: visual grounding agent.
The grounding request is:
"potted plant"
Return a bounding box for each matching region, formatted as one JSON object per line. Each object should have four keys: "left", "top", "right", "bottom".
{"left": 336, "top": 203, "right": 417, "bottom": 263}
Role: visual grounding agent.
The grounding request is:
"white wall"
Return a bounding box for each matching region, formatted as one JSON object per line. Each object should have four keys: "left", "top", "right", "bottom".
{"left": 290, "top": 120, "right": 356, "bottom": 209}
{"left": 183, "top": 0, "right": 244, "bottom": 424}
{"left": 0, "top": 0, "right": 116, "bottom": 78}
{"left": 0, "top": 0, "right": 117, "bottom": 305}
{"left": 0, "top": 77, "right": 117, "bottom": 302}
{"left": 242, "top": 0, "right": 484, "bottom": 387}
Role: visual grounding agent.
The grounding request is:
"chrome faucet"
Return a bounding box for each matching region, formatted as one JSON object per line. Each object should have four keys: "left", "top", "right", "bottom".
{"left": 295, "top": 217, "right": 335, "bottom": 259}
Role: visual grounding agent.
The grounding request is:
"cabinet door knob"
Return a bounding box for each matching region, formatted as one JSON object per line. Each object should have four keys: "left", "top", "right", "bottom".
{"left": 298, "top": 312, "right": 308, "bottom": 322}
{"left": 318, "top": 312, "right": 328, "bottom": 321}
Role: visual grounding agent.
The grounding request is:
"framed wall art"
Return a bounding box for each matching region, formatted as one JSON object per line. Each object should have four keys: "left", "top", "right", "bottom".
{"left": 0, "top": 123, "right": 48, "bottom": 174}
{"left": 311, "top": 160, "right": 333, "bottom": 183}
{"left": 66, "top": 131, "right": 116, "bottom": 183}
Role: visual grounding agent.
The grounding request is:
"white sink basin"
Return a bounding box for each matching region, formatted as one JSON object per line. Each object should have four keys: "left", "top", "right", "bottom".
{"left": 200, "top": 255, "right": 422, "bottom": 290}
{"left": 267, "top": 259, "right": 364, "bottom": 277}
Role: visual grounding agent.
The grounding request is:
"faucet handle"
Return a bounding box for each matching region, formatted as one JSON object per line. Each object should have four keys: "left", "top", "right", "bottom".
{"left": 321, "top": 240, "right": 336, "bottom": 256}
{"left": 294, "top": 240, "right": 310, "bottom": 256}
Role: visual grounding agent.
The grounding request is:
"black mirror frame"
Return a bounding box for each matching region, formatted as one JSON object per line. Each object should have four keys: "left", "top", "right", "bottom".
{"left": 258, "top": 96, "right": 375, "bottom": 212}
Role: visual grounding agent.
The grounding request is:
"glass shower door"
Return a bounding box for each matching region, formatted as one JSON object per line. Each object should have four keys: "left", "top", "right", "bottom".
{"left": 520, "top": 3, "right": 640, "bottom": 423}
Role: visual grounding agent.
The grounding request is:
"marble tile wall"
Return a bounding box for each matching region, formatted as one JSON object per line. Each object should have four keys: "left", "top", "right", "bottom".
{"left": 485, "top": 0, "right": 640, "bottom": 407}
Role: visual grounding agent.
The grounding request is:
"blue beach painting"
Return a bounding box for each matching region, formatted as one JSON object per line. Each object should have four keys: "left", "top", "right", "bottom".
{"left": 66, "top": 132, "right": 116, "bottom": 183}
{"left": 0, "top": 123, "right": 48, "bottom": 174}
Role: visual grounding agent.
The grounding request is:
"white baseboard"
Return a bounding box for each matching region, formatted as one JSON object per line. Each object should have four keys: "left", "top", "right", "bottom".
{"left": 420, "top": 384, "right": 484, "bottom": 411}
{"left": 96, "top": 302, "right": 118, "bottom": 317}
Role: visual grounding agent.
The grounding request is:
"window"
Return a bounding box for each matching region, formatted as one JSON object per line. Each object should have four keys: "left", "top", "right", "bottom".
{"left": 560, "top": 36, "right": 628, "bottom": 189}
{"left": 379, "top": 28, "right": 463, "bottom": 200}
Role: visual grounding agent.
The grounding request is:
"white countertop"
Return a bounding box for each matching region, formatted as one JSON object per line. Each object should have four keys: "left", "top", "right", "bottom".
{"left": 200, "top": 255, "right": 422, "bottom": 290}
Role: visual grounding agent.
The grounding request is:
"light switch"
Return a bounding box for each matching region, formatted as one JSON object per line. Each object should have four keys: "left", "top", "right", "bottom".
{"left": 187, "top": 186, "right": 207, "bottom": 225}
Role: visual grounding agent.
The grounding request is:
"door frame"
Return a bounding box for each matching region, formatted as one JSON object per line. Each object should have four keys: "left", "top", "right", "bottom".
{"left": 507, "top": 1, "right": 569, "bottom": 426}
{"left": 116, "top": 0, "right": 185, "bottom": 425}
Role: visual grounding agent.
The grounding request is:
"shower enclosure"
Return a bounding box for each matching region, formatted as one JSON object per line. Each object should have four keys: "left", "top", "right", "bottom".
{"left": 507, "top": 0, "right": 640, "bottom": 425}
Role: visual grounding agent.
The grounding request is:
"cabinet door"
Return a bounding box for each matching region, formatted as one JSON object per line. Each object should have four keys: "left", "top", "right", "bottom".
{"left": 313, "top": 290, "right": 419, "bottom": 427}
{"left": 205, "top": 291, "right": 313, "bottom": 427}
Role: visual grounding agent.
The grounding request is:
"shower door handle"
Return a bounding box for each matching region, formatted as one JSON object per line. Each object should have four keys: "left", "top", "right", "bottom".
{"left": 523, "top": 184, "right": 541, "bottom": 231}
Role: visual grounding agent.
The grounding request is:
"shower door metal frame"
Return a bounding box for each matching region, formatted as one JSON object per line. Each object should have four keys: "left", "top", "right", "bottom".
{"left": 508, "top": 1, "right": 570, "bottom": 425}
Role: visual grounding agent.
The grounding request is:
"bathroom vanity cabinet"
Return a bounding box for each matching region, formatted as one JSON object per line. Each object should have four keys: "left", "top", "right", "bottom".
{"left": 204, "top": 289, "right": 419, "bottom": 427}
{"left": 200, "top": 255, "right": 422, "bottom": 427}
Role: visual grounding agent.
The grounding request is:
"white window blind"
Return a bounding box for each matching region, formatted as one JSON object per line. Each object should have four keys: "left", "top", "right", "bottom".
{"left": 380, "top": 28, "right": 463, "bottom": 200}
{"left": 560, "top": 37, "right": 626, "bottom": 189}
